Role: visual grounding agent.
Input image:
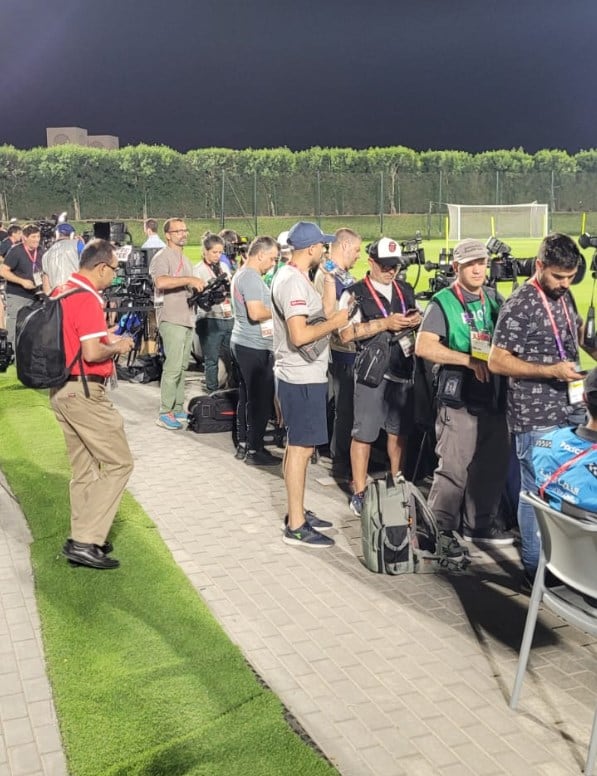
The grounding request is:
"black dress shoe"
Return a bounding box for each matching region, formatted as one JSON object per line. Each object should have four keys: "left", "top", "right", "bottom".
{"left": 234, "top": 444, "right": 247, "bottom": 460}
{"left": 245, "top": 449, "right": 281, "bottom": 467}
{"left": 63, "top": 541, "right": 120, "bottom": 569}
{"left": 64, "top": 538, "right": 113, "bottom": 555}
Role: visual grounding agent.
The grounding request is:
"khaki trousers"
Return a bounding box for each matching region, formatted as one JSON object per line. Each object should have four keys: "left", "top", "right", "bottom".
{"left": 50, "top": 381, "right": 134, "bottom": 545}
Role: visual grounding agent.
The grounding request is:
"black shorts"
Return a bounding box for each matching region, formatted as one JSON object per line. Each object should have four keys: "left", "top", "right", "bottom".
{"left": 276, "top": 379, "right": 328, "bottom": 447}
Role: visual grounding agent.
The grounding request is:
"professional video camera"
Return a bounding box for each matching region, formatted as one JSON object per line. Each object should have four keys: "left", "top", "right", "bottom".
{"left": 187, "top": 274, "right": 231, "bottom": 312}
{"left": 36, "top": 211, "right": 69, "bottom": 252}
{"left": 105, "top": 245, "right": 157, "bottom": 310}
{"left": 485, "top": 237, "right": 536, "bottom": 287}
{"left": 579, "top": 233, "right": 597, "bottom": 349}
{"left": 0, "top": 328, "right": 14, "bottom": 372}
{"left": 398, "top": 231, "right": 426, "bottom": 269}
{"left": 414, "top": 249, "right": 455, "bottom": 300}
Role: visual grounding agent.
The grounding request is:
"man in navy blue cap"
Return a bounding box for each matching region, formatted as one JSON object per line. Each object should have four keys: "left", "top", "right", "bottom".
{"left": 272, "top": 221, "right": 349, "bottom": 548}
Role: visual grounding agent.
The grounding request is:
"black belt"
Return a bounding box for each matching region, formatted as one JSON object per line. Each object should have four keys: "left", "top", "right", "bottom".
{"left": 67, "top": 375, "right": 108, "bottom": 385}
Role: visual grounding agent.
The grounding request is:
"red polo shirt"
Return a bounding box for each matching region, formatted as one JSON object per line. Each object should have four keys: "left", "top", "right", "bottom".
{"left": 52, "top": 274, "right": 112, "bottom": 378}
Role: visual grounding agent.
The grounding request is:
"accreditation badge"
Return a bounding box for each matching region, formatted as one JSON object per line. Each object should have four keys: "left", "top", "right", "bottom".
{"left": 221, "top": 300, "right": 232, "bottom": 318}
{"left": 470, "top": 331, "right": 491, "bottom": 362}
{"left": 397, "top": 330, "right": 415, "bottom": 357}
{"left": 260, "top": 318, "right": 273, "bottom": 338}
{"left": 568, "top": 378, "right": 584, "bottom": 405}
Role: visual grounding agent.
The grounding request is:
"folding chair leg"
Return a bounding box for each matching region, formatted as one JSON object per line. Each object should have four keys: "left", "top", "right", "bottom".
{"left": 585, "top": 705, "right": 597, "bottom": 775}
{"left": 510, "top": 558, "right": 546, "bottom": 710}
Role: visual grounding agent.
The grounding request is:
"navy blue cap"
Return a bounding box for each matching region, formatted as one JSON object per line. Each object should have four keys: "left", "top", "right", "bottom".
{"left": 56, "top": 223, "right": 75, "bottom": 236}
{"left": 287, "top": 221, "right": 336, "bottom": 250}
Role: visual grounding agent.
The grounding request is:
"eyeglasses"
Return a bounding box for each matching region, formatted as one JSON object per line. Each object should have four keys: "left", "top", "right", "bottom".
{"left": 105, "top": 263, "right": 119, "bottom": 272}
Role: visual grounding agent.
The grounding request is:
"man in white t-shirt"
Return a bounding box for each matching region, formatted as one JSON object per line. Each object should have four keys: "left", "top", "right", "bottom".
{"left": 272, "top": 221, "right": 348, "bottom": 548}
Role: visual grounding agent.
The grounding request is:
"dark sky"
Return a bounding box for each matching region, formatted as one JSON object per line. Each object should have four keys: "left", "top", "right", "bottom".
{"left": 2, "top": 0, "right": 596, "bottom": 154}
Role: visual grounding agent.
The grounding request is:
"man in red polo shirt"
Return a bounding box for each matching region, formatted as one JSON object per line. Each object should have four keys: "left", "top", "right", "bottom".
{"left": 51, "top": 239, "right": 135, "bottom": 570}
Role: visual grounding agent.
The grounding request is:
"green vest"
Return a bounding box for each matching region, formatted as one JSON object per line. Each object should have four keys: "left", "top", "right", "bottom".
{"left": 433, "top": 285, "right": 500, "bottom": 354}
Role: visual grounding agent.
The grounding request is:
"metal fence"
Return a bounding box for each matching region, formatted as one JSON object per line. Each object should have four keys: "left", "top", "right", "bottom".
{"left": 5, "top": 170, "right": 597, "bottom": 236}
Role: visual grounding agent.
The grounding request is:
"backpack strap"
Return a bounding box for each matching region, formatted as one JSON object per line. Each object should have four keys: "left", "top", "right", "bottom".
{"left": 56, "top": 286, "right": 94, "bottom": 398}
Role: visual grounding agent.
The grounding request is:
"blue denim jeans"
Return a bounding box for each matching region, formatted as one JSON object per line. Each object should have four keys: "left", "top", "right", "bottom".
{"left": 514, "top": 427, "right": 557, "bottom": 575}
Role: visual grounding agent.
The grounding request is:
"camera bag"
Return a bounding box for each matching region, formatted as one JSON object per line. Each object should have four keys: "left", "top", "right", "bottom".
{"left": 354, "top": 332, "right": 391, "bottom": 387}
{"left": 361, "top": 473, "right": 470, "bottom": 575}
{"left": 187, "top": 388, "right": 238, "bottom": 433}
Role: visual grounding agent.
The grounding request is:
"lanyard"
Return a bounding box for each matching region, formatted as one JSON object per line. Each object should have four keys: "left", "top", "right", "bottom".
{"left": 451, "top": 282, "right": 489, "bottom": 333}
{"left": 364, "top": 275, "right": 406, "bottom": 316}
{"left": 539, "top": 443, "right": 597, "bottom": 500}
{"left": 531, "top": 278, "right": 577, "bottom": 361}
{"left": 23, "top": 246, "right": 39, "bottom": 268}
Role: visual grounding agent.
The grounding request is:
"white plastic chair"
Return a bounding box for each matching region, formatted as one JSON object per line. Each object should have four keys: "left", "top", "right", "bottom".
{"left": 510, "top": 492, "right": 597, "bottom": 775}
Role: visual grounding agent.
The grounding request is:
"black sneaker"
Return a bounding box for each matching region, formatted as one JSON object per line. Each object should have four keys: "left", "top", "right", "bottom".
{"left": 245, "top": 449, "right": 281, "bottom": 467}
{"left": 63, "top": 538, "right": 113, "bottom": 555}
{"left": 283, "top": 522, "right": 335, "bottom": 548}
{"left": 234, "top": 444, "right": 247, "bottom": 460}
{"left": 282, "top": 510, "right": 333, "bottom": 532}
{"left": 463, "top": 524, "right": 515, "bottom": 546}
{"left": 63, "top": 541, "right": 120, "bottom": 569}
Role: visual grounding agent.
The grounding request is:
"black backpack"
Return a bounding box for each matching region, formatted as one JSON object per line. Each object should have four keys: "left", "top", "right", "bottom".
{"left": 15, "top": 288, "right": 88, "bottom": 389}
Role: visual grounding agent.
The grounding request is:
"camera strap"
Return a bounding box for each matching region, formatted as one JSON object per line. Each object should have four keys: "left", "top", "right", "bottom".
{"left": 539, "top": 443, "right": 597, "bottom": 501}
{"left": 531, "top": 278, "right": 577, "bottom": 360}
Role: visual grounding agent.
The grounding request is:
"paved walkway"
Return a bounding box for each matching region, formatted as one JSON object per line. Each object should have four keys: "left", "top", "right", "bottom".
{"left": 2, "top": 373, "right": 597, "bottom": 775}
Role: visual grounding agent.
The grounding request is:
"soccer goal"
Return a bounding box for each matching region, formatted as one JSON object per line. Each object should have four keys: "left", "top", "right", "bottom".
{"left": 447, "top": 202, "right": 549, "bottom": 240}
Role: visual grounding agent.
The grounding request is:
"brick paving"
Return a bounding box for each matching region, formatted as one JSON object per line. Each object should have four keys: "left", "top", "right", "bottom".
{"left": 2, "top": 372, "right": 597, "bottom": 774}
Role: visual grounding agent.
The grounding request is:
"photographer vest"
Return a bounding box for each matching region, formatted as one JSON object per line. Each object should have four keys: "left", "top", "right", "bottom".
{"left": 432, "top": 284, "right": 504, "bottom": 414}
{"left": 351, "top": 274, "right": 416, "bottom": 380}
{"left": 433, "top": 285, "right": 500, "bottom": 353}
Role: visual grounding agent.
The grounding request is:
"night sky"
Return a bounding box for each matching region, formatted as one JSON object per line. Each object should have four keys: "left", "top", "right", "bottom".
{"left": 2, "top": 0, "right": 597, "bottom": 153}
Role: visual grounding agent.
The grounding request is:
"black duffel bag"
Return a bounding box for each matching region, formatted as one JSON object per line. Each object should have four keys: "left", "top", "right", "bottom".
{"left": 187, "top": 388, "right": 238, "bottom": 433}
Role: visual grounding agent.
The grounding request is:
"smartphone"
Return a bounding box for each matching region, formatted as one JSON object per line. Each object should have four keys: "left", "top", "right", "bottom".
{"left": 323, "top": 259, "right": 336, "bottom": 272}
{"left": 405, "top": 308, "right": 418, "bottom": 316}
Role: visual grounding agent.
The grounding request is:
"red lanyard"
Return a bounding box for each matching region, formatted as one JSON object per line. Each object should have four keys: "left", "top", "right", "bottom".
{"left": 539, "top": 443, "right": 597, "bottom": 500}
{"left": 451, "top": 282, "right": 488, "bottom": 333}
{"left": 531, "top": 278, "right": 577, "bottom": 360}
{"left": 24, "top": 246, "right": 38, "bottom": 267}
{"left": 364, "top": 275, "right": 406, "bottom": 316}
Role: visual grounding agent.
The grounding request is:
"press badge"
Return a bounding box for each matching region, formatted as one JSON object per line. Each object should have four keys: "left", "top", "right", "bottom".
{"left": 398, "top": 331, "right": 415, "bottom": 357}
{"left": 470, "top": 331, "right": 491, "bottom": 362}
{"left": 260, "top": 318, "right": 273, "bottom": 338}
{"left": 568, "top": 377, "right": 584, "bottom": 405}
{"left": 33, "top": 271, "right": 42, "bottom": 288}
{"left": 221, "top": 300, "right": 232, "bottom": 318}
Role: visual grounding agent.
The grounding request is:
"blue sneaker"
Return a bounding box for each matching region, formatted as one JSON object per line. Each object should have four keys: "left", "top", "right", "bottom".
{"left": 174, "top": 411, "right": 189, "bottom": 422}
{"left": 282, "top": 510, "right": 333, "bottom": 532}
{"left": 156, "top": 412, "right": 183, "bottom": 430}
{"left": 283, "top": 522, "right": 335, "bottom": 548}
{"left": 350, "top": 491, "right": 365, "bottom": 516}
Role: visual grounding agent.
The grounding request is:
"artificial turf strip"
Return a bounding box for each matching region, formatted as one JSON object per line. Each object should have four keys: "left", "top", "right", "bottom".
{"left": 0, "top": 372, "right": 337, "bottom": 776}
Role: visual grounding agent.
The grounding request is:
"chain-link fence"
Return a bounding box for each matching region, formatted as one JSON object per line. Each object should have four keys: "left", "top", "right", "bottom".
{"left": 5, "top": 170, "right": 597, "bottom": 237}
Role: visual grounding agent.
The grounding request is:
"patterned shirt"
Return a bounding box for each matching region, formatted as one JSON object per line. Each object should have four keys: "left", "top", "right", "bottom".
{"left": 491, "top": 280, "right": 582, "bottom": 433}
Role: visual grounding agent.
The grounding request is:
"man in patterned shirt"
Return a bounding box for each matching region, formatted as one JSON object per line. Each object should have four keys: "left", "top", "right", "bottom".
{"left": 489, "top": 233, "right": 588, "bottom": 584}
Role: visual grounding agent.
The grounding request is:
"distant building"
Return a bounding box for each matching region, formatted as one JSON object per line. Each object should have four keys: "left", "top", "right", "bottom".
{"left": 46, "top": 127, "right": 119, "bottom": 149}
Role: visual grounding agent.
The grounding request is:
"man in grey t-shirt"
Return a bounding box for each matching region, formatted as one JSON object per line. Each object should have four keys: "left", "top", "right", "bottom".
{"left": 272, "top": 221, "right": 348, "bottom": 549}
{"left": 230, "top": 236, "right": 279, "bottom": 466}
{"left": 149, "top": 218, "right": 205, "bottom": 430}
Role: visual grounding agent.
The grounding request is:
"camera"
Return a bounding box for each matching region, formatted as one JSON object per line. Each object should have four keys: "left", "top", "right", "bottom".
{"left": 188, "top": 274, "right": 231, "bottom": 312}
{"left": 36, "top": 211, "right": 69, "bottom": 252}
{"left": 104, "top": 246, "right": 156, "bottom": 312}
{"left": 398, "top": 231, "right": 426, "bottom": 269}
{"left": 0, "top": 328, "right": 14, "bottom": 372}
{"left": 485, "top": 237, "right": 536, "bottom": 286}
{"left": 415, "top": 249, "right": 455, "bottom": 300}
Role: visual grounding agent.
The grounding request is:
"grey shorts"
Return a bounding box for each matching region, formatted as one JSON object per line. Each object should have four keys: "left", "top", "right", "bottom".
{"left": 352, "top": 377, "right": 414, "bottom": 443}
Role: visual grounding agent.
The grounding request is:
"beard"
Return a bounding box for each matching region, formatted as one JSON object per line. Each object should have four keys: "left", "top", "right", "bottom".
{"left": 543, "top": 285, "right": 568, "bottom": 300}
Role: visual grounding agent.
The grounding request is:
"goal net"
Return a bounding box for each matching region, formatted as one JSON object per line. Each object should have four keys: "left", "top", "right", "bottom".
{"left": 447, "top": 203, "right": 548, "bottom": 240}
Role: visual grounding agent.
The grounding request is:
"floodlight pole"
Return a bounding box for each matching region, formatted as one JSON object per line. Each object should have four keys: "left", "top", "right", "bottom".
{"left": 220, "top": 171, "right": 225, "bottom": 229}
{"left": 253, "top": 170, "right": 258, "bottom": 236}
{"left": 380, "top": 171, "right": 384, "bottom": 235}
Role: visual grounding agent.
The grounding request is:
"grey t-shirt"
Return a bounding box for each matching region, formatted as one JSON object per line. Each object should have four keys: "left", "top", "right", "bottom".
{"left": 149, "top": 247, "right": 195, "bottom": 328}
{"left": 231, "top": 266, "right": 273, "bottom": 351}
{"left": 272, "top": 264, "right": 329, "bottom": 384}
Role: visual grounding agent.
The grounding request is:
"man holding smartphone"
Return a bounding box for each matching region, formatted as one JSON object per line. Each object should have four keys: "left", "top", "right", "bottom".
{"left": 338, "top": 237, "right": 421, "bottom": 515}
{"left": 415, "top": 238, "right": 512, "bottom": 549}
